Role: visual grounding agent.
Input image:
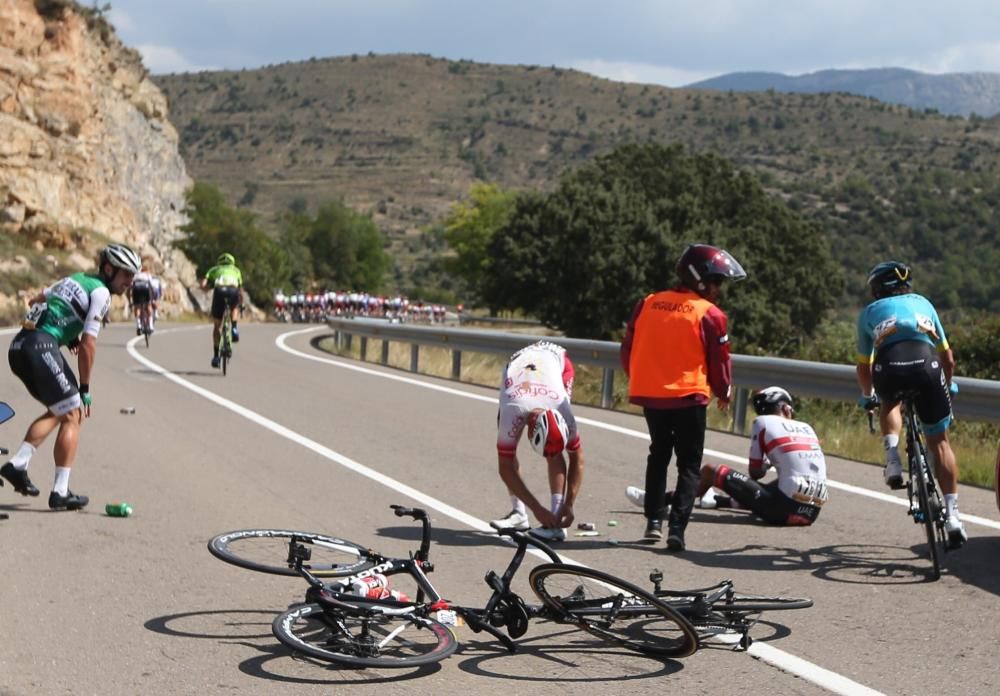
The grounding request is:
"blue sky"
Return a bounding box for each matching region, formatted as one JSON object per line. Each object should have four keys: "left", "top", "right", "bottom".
{"left": 106, "top": 0, "right": 1000, "bottom": 85}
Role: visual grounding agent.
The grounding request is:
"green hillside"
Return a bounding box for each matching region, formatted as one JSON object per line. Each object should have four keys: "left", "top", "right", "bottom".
{"left": 154, "top": 53, "right": 1000, "bottom": 309}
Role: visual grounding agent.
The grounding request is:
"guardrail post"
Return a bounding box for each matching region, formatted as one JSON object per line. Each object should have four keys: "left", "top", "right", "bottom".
{"left": 410, "top": 344, "right": 419, "bottom": 372}
{"left": 334, "top": 330, "right": 341, "bottom": 350}
{"left": 360, "top": 336, "right": 367, "bottom": 361}
{"left": 381, "top": 340, "right": 390, "bottom": 365}
{"left": 452, "top": 349, "right": 462, "bottom": 379}
{"left": 732, "top": 387, "right": 749, "bottom": 434}
{"left": 345, "top": 334, "right": 353, "bottom": 351}
{"left": 600, "top": 368, "right": 615, "bottom": 409}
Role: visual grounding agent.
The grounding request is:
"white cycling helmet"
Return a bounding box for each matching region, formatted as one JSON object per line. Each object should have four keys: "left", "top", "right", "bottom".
{"left": 528, "top": 409, "right": 569, "bottom": 457}
{"left": 752, "top": 386, "right": 794, "bottom": 416}
{"left": 101, "top": 243, "right": 142, "bottom": 275}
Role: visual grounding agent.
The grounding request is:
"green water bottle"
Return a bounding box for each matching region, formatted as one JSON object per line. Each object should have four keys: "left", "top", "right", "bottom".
{"left": 105, "top": 502, "right": 133, "bottom": 517}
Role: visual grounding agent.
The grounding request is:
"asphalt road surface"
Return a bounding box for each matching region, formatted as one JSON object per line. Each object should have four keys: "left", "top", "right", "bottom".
{"left": 1, "top": 323, "right": 997, "bottom": 696}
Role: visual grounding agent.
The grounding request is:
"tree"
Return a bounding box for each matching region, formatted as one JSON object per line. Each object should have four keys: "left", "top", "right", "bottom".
{"left": 483, "top": 143, "right": 843, "bottom": 349}
{"left": 174, "top": 182, "right": 290, "bottom": 305}
{"left": 306, "top": 201, "right": 390, "bottom": 291}
{"left": 441, "top": 182, "right": 516, "bottom": 303}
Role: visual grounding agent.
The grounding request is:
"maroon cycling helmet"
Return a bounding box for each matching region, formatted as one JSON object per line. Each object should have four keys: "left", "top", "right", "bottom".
{"left": 676, "top": 244, "right": 747, "bottom": 293}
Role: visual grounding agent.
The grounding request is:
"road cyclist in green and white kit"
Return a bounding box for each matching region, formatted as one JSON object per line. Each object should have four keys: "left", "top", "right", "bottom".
{"left": 3, "top": 244, "right": 140, "bottom": 510}
{"left": 200, "top": 253, "right": 244, "bottom": 369}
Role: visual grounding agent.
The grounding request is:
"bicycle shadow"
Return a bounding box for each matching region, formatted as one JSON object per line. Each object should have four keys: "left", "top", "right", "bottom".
{"left": 143, "top": 608, "right": 442, "bottom": 684}
{"left": 454, "top": 624, "right": 686, "bottom": 682}
{"left": 678, "top": 540, "right": 956, "bottom": 585}
{"left": 374, "top": 524, "right": 519, "bottom": 549}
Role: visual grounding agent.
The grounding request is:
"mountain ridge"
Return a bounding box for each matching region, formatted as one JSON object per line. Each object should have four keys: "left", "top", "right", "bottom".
{"left": 685, "top": 67, "right": 1000, "bottom": 117}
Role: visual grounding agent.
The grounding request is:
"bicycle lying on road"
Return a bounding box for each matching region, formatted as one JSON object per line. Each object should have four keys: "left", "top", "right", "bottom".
{"left": 208, "top": 505, "right": 812, "bottom": 669}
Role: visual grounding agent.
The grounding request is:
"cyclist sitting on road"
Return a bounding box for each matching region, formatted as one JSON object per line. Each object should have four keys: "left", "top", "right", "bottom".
{"left": 128, "top": 257, "right": 159, "bottom": 335}
{"left": 490, "top": 340, "right": 585, "bottom": 542}
{"left": 856, "top": 261, "right": 966, "bottom": 548}
{"left": 3, "top": 243, "right": 140, "bottom": 510}
{"left": 698, "top": 387, "right": 828, "bottom": 524}
{"left": 625, "top": 387, "right": 829, "bottom": 526}
{"left": 200, "top": 253, "right": 243, "bottom": 369}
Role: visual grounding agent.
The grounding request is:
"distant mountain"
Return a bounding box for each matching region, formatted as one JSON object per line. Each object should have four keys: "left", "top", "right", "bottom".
{"left": 685, "top": 68, "right": 1000, "bottom": 117}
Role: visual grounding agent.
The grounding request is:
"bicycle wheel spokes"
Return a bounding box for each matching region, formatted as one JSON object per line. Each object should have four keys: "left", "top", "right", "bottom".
{"left": 273, "top": 603, "right": 457, "bottom": 668}
{"left": 207, "top": 529, "right": 376, "bottom": 577}
{"left": 530, "top": 563, "right": 698, "bottom": 658}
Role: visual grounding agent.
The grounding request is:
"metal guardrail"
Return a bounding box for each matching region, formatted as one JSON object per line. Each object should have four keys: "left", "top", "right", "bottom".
{"left": 326, "top": 317, "right": 1000, "bottom": 430}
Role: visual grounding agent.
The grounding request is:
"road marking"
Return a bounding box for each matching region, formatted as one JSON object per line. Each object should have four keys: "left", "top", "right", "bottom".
{"left": 275, "top": 328, "right": 1000, "bottom": 532}
{"left": 123, "top": 328, "right": 888, "bottom": 694}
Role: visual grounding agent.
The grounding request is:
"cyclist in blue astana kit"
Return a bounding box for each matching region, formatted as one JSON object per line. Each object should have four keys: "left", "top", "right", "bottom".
{"left": 3, "top": 244, "right": 140, "bottom": 510}
{"left": 200, "top": 252, "right": 243, "bottom": 369}
{"left": 856, "top": 261, "right": 966, "bottom": 548}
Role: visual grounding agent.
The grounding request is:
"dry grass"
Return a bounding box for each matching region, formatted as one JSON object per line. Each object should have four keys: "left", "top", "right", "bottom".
{"left": 319, "top": 335, "right": 996, "bottom": 490}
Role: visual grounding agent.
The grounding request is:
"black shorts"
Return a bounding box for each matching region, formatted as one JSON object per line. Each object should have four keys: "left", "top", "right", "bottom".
{"left": 873, "top": 341, "right": 952, "bottom": 434}
{"left": 8, "top": 330, "right": 82, "bottom": 416}
{"left": 211, "top": 286, "right": 241, "bottom": 320}
{"left": 715, "top": 466, "right": 822, "bottom": 526}
{"left": 131, "top": 283, "right": 151, "bottom": 306}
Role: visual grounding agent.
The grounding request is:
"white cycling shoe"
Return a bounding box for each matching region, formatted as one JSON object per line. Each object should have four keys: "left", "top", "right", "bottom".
{"left": 944, "top": 512, "right": 968, "bottom": 549}
{"left": 490, "top": 509, "right": 530, "bottom": 531}
{"left": 625, "top": 486, "right": 645, "bottom": 508}
{"left": 883, "top": 458, "right": 904, "bottom": 490}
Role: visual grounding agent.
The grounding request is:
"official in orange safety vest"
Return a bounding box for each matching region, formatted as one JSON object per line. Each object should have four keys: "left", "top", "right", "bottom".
{"left": 619, "top": 243, "right": 746, "bottom": 551}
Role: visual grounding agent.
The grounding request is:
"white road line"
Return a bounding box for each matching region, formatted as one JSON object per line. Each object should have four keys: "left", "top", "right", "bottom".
{"left": 275, "top": 327, "right": 1000, "bottom": 532}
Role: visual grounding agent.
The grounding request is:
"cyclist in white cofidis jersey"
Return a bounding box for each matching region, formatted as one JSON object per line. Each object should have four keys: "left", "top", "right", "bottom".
{"left": 490, "top": 340, "right": 585, "bottom": 543}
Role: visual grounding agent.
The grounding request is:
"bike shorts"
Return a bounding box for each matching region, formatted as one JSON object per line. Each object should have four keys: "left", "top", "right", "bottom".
{"left": 211, "top": 286, "right": 241, "bottom": 320}
{"left": 873, "top": 341, "right": 952, "bottom": 435}
{"left": 8, "top": 329, "right": 82, "bottom": 416}
{"left": 714, "top": 465, "right": 822, "bottom": 526}
{"left": 131, "top": 283, "right": 151, "bottom": 306}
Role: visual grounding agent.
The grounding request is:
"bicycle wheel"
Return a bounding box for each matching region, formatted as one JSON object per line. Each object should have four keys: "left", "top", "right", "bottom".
{"left": 208, "top": 529, "right": 377, "bottom": 577}
{"left": 530, "top": 563, "right": 699, "bottom": 658}
{"left": 911, "top": 455, "right": 941, "bottom": 580}
{"left": 273, "top": 602, "right": 457, "bottom": 668}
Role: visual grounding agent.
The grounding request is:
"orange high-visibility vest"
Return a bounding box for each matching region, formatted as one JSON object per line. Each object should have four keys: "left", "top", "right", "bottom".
{"left": 628, "top": 289, "right": 713, "bottom": 399}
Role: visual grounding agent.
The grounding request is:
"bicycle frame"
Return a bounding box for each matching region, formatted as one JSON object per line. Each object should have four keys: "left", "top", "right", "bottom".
{"left": 288, "top": 506, "right": 564, "bottom": 652}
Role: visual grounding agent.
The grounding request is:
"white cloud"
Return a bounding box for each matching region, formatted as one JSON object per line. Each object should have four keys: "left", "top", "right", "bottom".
{"left": 571, "top": 59, "right": 715, "bottom": 88}
{"left": 136, "top": 44, "right": 215, "bottom": 74}
{"left": 907, "top": 41, "right": 1000, "bottom": 74}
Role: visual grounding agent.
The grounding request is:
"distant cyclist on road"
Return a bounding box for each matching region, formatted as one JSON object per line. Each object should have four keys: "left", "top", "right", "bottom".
{"left": 200, "top": 253, "right": 243, "bottom": 369}
{"left": 490, "top": 340, "right": 585, "bottom": 542}
{"left": 3, "top": 243, "right": 140, "bottom": 510}
{"left": 128, "top": 256, "right": 160, "bottom": 336}
{"left": 856, "top": 261, "right": 966, "bottom": 548}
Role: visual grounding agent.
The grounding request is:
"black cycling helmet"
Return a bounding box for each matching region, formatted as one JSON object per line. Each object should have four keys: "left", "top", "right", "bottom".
{"left": 100, "top": 243, "right": 141, "bottom": 278}
{"left": 867, "top": 261, "right": 911, "bottom": 299}
{"left": 677, "top": 244, "right": 747, "bottom": 294}
{"left": 752, "top": 386, "right": 794, "bottom": 416}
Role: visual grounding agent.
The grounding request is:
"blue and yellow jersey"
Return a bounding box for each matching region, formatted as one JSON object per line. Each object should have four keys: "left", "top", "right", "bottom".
{"left": 856, "top": 292, "right": 949, "bottom": 365}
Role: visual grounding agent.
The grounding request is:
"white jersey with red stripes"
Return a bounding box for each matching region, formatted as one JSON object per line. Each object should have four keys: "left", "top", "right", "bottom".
{"left": 497, "top": 341, "right": 580, "bottom": 457}
{"left": 748, "top": 414, "right": 828, "bottom": 504}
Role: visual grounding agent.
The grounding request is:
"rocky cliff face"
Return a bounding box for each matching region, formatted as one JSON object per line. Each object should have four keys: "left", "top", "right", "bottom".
{"left": 0, "top": 0, "right": 195, "bottom": 316}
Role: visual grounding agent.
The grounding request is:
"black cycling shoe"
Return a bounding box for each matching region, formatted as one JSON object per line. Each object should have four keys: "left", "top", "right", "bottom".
{"left": 666, "top": 526, "right": 686, "bottom": 552}
{"left": 1, "top": 462, "right": 40, "bottom": 496}
{"left": 643, "top": 519, "right": 663, "bottom": 540}
{"left": 48, "top": 490, "right": 89, "bottom": 511}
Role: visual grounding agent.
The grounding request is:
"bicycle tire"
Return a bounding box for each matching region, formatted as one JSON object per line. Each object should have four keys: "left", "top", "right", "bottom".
{"left": 529, "top": 563, "right": 699, "bottom": 658}
{"left": 911, "top": 453, "right": 941, "bottom": 581}
{"left": 709, "top": 594, "right": 813, "bottom": 612}
{"left": 208, "top": 529, "right": 377, "bottom": 577}
{"left": 272, "top": 602, "right": 457, "bottom": 668}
